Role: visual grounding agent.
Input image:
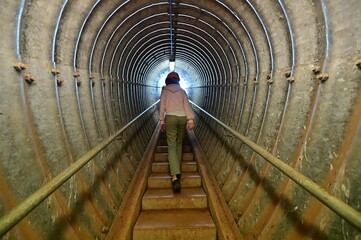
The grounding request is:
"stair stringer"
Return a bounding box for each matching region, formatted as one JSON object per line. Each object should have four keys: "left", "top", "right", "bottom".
{"left": 188, "top": 130, "right": 244, "bottom": 240}
{"left": 106, "top": 124, "right": 161, "bottom": 240}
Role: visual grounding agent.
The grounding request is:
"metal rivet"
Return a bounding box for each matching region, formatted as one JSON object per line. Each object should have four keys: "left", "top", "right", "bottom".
{"left": 14, "top": 62, "right": 27, "bottom": 71}
{"left": 316, "top": 73, "right": 329, "bottom": 81}
{"left": 312, "top": 65, "right": 321, "bottom": 74}
{"left": 285, "top": 70, "right": 291, "bottom": 78}
{"left": 24, "top": 73, "right": 35, "bottom": 83}
{"left": 51, "top": 68, "right": 60, "bottom": 75}
{"left": 287, "top": 76, "right": 295, "bottom": 83}
{"left": 57, "top": 78, "right": 63, "bottom": 86}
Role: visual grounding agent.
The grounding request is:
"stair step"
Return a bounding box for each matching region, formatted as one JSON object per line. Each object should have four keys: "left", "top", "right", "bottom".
{"left": 148, "top": 172, "right": 201, "bottom": 188}
{"left": 158, "top": 139, "right": 191, "bottom": 146}
{"left": 156, "top": 145, "right": 192, "bottom": 153}
{"left": 152, "top": 161, "right": 197, "bottom": 173}
{"left": 158, "top": 139, "right": 167, "bottom": 145}
{"left": 142, "top": 188, "right": 207, "bottom": 210}
{"left": 133, "top": 209, "right": 216, "bottom": 240}
{"left": 154, "top": 152, "right": 194, "bottom": 162}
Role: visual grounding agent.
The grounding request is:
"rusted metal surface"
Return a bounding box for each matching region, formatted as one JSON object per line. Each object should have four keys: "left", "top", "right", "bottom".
{"left": 188, "top": 130, "right": 243, "bottom": 240}
{"left": 106, "top": 124, "right": 161, "bottom": 240}
{"left": 0, "top": 100, "right": 159, "bottom": 237}
{"left": 192, "top": 100, "right": 361, "bottom": 228}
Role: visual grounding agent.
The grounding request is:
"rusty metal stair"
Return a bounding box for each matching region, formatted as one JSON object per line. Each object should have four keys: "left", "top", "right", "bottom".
{"left": 132, "top": 134, "right": 217, "bottom": 240}
{"left": 106, "top": 126, "right": 242, "bottom": 240}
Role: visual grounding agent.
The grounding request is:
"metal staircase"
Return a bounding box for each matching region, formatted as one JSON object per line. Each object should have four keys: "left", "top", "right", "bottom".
{"left": 133, "top": 133, "right": 217, "bottom": 239}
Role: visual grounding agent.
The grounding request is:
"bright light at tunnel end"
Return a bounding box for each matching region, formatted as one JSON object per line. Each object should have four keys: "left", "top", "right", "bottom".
{"left": 156, "top": 62, "right": 189, "bottom": 95}
{"left": 179, "top": 76, "right": 188, "bottom": 92}
{"left": 169, "top": 60, "right": 175, "bottom": 71}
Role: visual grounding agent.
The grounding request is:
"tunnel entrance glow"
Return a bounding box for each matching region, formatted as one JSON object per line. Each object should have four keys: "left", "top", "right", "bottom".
{"left": 169, "top": 61, "right": 175, "bottom": 71}
{"left": 157, "top": 70, "right": 189, "bottom": 95}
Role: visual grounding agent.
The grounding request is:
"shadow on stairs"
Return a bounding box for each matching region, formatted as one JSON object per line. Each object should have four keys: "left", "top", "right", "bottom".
{"left": 106, "top": 124, "right": 242, "bottom": 240}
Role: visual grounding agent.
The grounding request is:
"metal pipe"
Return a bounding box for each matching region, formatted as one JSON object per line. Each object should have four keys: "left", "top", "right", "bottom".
{"left": 73, "top": 0, "right": 100, "bottom": 71}
{"left": 88, "top": 0, "right": 131, "bottom": 75}
{"left": 190, "top": 101, "right": 361, "bottom": 231}
{"left": 277, "top": 0, "right": 295, "bottom": 76}
{"left": 73, "top": 1, "right": 101, "bottom": 144}
{"left": 320, "top": 0, "right": 330, "bottom": 72}
{"left": 169, "top": 0, "right": 174, "bottom": 61}
{"left": 273, "top": 0, "right": 295, "bottom": 152}
{"left": 246, "top": 0, "right": 274, "bottom": 78}
{"left": 0, "top": 100, "right": 159, "bottom": 237}
{"left": 15, "top": 0, "right": 25, "bottom": 60}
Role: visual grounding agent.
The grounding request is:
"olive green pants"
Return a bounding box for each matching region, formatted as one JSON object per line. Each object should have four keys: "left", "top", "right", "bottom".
{"left": 165, "top": 115, "right": 187, "bottom": 175}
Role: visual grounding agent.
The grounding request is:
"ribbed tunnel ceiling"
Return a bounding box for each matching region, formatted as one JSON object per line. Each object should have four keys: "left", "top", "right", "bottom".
{"left": 60, "top": 0, "right": 276, "bottom": 88}
{"left": 1, "top": 0, "right": 361, "bottom": 239}
{"left": 73, "top": 0, "right": 247, "bottom": 87}
{"left": 67, "top": 0, "right": 290, "bottom": 123}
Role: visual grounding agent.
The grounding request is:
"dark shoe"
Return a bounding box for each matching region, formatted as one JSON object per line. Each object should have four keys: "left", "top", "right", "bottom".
{"left": 172, "top": 179, "right": 181, "bottom": 193}
{"left": 176, "top": 174, "right": 181, "bottom": 181}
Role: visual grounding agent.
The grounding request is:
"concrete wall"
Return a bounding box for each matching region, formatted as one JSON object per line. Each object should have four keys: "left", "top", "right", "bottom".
{"left": 0, "top": 0, "right": 360, "bottom": 239}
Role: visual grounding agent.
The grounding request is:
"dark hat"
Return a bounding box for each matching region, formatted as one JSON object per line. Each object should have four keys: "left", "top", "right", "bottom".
{"left": 167, "top": 72, "right": 179, "bottom": 79}
{"left": 165, "top": 71, "right": 180, "bottom": 85}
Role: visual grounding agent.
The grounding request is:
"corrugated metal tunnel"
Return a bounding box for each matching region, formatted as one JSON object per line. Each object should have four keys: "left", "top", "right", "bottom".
{"left": 0, "top": 0, "right": 360, "bottom": 239}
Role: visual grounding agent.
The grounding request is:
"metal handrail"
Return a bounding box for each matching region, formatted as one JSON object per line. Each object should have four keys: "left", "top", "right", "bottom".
{"left": 0, "top": 100, "right": 160, "bottom": 237}
{"left": 191, "top": 100, "right": 361, "bottom": 231}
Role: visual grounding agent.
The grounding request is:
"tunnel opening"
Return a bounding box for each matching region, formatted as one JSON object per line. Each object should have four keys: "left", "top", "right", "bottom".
{"left": 157, "top": 69, "right": 192, "bottom": 90}
{"left": 156, "top": 70, "right": 190, "bottom": 93}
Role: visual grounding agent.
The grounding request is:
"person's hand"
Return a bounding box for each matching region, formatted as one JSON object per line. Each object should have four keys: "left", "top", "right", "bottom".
{"left": 187, "top": 121, "right": 194, "bottom": 130}
{"left": 161, "top": 123, "right": 166, "bottom": 132}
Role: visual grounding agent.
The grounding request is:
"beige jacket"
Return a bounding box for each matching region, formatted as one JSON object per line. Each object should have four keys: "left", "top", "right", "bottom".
{"left": 159, "top": 84, "right": 194, "bottom": 124}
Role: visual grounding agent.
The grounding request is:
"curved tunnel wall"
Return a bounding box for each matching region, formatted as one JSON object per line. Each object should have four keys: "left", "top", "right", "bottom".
{"left": 0, "top": 0, "right": 360, "bottom": 239}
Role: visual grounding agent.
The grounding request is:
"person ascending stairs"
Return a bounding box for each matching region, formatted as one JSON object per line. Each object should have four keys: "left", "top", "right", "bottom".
{"left": 159, "top": 71, "right": 195, "bottom": 193}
